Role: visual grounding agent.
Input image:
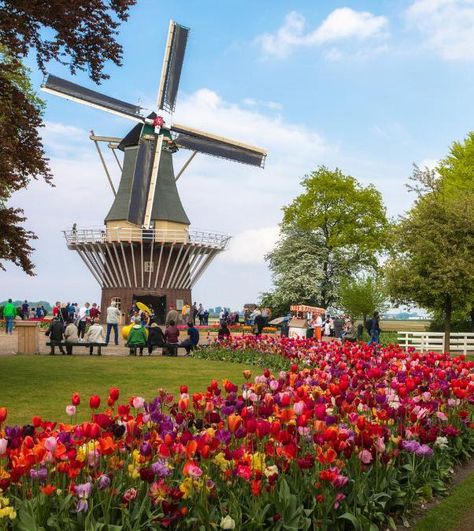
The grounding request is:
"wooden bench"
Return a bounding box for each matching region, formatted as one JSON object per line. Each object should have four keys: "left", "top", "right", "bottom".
{"left": 46, "top": 341, "right": 108, "bottom": 355}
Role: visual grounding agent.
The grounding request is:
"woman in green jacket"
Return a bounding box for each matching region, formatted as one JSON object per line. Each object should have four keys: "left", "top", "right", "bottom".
{"left": 126, "top": 317, "right": 149, "bottom": 356}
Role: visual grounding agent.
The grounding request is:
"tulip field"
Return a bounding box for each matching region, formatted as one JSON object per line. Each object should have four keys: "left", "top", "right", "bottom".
{"left": 0, "top": 337, "right": 473, "bottom": 529}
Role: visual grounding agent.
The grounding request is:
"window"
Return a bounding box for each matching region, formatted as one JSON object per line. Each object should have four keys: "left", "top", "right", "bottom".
{"left": 111, "top": 297, "right": 121, "bottom": 310}
{"left": 144, "top": 261, "right": 154, "bottom": 273}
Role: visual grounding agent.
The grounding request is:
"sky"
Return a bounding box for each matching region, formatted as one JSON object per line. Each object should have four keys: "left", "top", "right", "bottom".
{"left": 4, "top": 0, "right": 474, "bottom": 309}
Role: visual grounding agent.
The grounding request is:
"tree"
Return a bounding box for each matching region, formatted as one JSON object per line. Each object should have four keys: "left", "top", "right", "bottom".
{"left": 338, "top": 275, "right": 387, "bottom": 324}
{"left": 263, "top": 167, "right": 389, "bottom": 313}
{"left": 385, "top": 134, "right": 474, "bottom": 351}
{"left": 0, "top": 0, "right": 135, "bottom": 273}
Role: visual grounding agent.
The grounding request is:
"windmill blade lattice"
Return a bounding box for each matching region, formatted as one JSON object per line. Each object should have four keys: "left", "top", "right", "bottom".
{"left": 42, "top": 74, "right": 145, "bottom": 122}
{"left": 171, "top": 123, "right": 267, "bottom": 168}
{"left": 157, "top": 21, "right": 190, "bottom": 113}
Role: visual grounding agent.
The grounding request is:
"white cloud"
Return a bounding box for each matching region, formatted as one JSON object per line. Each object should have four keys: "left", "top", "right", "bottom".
{"left": 258, "top": 8, "right": 389, "bottom": 58}
{"left": 406, "top": 0, "right": 474, "bottom": 60}
{"left": 221, "top": 226, "right": 280, "bottom": 264}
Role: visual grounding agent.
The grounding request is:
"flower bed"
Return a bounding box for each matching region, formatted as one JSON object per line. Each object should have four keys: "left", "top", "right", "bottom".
{"left": 0, "top": 339, "right": 473, "bottom": 529}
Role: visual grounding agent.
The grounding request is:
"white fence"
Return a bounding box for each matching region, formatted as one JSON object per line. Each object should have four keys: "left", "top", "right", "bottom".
{"left": 398, "top": 331, "right": 474, "bottom": 354}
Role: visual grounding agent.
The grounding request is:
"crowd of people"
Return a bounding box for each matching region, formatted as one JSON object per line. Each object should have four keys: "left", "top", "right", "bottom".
{"left": 43, "top": 300, "right": 202, "bottom": 357}
{"left": 2, "top": 297, "right": 383, "bottom": 352}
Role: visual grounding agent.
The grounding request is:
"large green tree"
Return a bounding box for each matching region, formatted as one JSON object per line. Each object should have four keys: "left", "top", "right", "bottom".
{"left": 385, "top": 134, "right": 474, "bottom": 351}
{"left": 262, "top": 167, "right": 389, "bottom": 313}
{"left": 0, "top": 0, "right": 135, "bottom": 274}
{"left": 338, "top": 275, "right": 387, "bottom": 324}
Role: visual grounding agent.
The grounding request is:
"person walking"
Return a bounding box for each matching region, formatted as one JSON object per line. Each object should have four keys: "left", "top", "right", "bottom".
{"left": 323, "top": 317, "right": 331, "bottom": 337}
{"left": 21, "top": 300, "right": 29, "bottom": 320}
{"left": 84, "top": 319, "right": 105, "bottom": 355}
{"left": 64, "top": 318, "right": 78, "bottom": 355}
{"left": 197, "top": 303, "right": 205, "bottom": 325}
{"left": 89, "top": 303, "right": 101, "bottom": 321}
{"left": 166, "top": 305, "right": 179, "bottom": 325}
{"left": 126, "top": 317, "right": 148, "bottom": 356}
{"left": 45, "top": 317, "right": 66, "bottom": 355}
{"left": 105, "top": 301, "right": 121, "bottom": 345}
{"left": 77, "top": 302, "right": 90, "bottom": 339}
{"left": 192, "top": 302, "right": 198, "bottom": 325}
{"left": 314, "top": 313, "right": 323, "bottom": 341}
{"left": 254, "top": 311, "right": 265, "bottom": 336}
{"left": 3, "top": 299, "right": 16, "bottom": 334}
{"left": 368, "top": 311, "right": 381, "bottom": 346}
{"left": 180, "top": 321, "right": 200, "bottom": 355}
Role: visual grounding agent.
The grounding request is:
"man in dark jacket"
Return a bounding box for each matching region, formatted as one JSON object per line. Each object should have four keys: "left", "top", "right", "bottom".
{"left": 254, "top": 312, "right": 266, "bottom": 336}
{"left": 179, "top": 322, "right": 200, "bottom": 355}
{"left": 368, "top": 311, "right": 381, "bottom": 345}
{"left": 147, "top": 320, "right": 166, "bottom": 355}
{"left": 46, "top": 317, "right": 66, "bottom": 355}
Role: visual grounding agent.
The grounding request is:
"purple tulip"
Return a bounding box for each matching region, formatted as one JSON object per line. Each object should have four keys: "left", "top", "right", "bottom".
{"left": 140, "top": 442, "right": 152, "bottom": 457}
{"left": 97, "top": 474, "right": 111, "bottom": 489}
{"left": 151, "top": 460, "right": 171, "bottom": 477}
{"left": 76, "top": 499, "right": 88, "bottom": 513}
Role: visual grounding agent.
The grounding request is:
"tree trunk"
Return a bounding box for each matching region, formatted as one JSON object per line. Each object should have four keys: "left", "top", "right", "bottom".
{"left": 443, "top": 295, "right": 452, "bottom": 353}
{"left": 470, "top": 307, "right": 474, "bottom": 332}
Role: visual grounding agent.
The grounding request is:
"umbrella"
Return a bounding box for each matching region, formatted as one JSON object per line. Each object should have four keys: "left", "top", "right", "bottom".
{"left": 136, "top": 302, "right": 152, "bottom": 314}
{"left": 268, "top": 316, "right": 290, "bottom": 326}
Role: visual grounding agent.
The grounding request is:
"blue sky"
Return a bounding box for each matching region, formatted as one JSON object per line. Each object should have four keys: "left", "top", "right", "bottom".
{"left": 4, "top": 0, "right": 474, "bottom": 309}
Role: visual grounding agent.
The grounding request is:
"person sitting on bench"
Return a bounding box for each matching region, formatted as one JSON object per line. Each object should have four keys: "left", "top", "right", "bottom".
{"left": 147, "top": 319, "right": 166, "bottom": 355}
{"left": 127, "top": 317, "right": 148, "bottom": 356}
{"left": 164, "top": 320, "right": 179, "bottom": 356}
{"left": 84, "top": 319, "right": 105, "bottom": 355}
{"left": 179, "top": 321, "right": 200, "bottom": 355}
{"left": 64, "top": 318, "right": 78, "bottom": 355}
{"left": 45, "top": 317, "right": 66, "bottom": 355}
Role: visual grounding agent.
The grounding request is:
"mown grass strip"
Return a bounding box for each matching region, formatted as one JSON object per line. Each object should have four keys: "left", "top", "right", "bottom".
{"left": 414, "top": 471, "right": 474, "bottom": 531}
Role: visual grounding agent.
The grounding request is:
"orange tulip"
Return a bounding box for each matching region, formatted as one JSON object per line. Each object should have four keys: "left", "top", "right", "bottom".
{"left": 227, "top": 413, "right": 243, "bottom": 434}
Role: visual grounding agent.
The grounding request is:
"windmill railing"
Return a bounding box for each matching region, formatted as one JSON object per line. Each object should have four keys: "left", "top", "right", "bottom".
{"left": 63, "top": 227, "right": 231, "bottom": 249}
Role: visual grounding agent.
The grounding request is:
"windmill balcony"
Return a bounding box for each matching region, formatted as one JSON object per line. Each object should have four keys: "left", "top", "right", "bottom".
{"left": 64, "top": 227, "right": 230, "bottom": 249}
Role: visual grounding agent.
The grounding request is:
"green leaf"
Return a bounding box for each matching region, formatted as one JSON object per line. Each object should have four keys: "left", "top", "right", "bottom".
{"left": 338, "top": 512, "right": 361, "bottom": 530}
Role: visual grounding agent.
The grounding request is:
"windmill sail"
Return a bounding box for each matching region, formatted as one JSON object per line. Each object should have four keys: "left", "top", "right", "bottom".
{"left": 42, "top": 74, "right": 145, "bottom": 122}
{"left": 157, "top": 21, "right": 189, "bottom": 112}
{"left": 171, "top": 123, "right": 267, "bottom": 168}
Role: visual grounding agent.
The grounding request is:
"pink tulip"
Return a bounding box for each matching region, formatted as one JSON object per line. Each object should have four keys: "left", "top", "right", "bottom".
{"left": 44, "top": 436, "right": 57, "bottom": 453}
{"left": 66, "top": 405, "right": 76, "bottom": 417}
{"left": 358, "top": 449, "right": 373, "bottom": 464}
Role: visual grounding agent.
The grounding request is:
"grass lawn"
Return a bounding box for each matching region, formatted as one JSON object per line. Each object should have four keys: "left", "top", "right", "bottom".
{"left": 0, "top": 355, "right": 254, "bottom": 425}
{"left": 414, "top": 470, "right": 474, "bottom": 531}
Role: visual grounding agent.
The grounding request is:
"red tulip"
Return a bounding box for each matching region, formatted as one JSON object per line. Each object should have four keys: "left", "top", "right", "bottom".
{"left": 72, "top": 392, "right": 81, "bottom": 406}
{"left": 89, "top": 395, "right": 101, "bottom": 409}
{"left": 109, "top": 387, "right": 120, "bottom": 401}
{"left": 32, "top": 416, "right": 42, "bottom": 427}
{"left": 180, "top": 385, "right": 188, "bottom": 394}
{"left": 90, "top": 423, "right": 100, "bottom": 438}
{"left": 0, "top": 407, "right": 7, "bottom": 423}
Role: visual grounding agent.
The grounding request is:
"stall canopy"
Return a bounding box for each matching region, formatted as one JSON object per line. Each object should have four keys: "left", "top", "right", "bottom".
{"left": 290, "top": 305, "right": 325, "bottom": 315}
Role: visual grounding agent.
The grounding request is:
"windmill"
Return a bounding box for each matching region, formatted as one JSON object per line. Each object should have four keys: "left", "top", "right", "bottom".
{"left": 41, "top": 20, "right": 267, "bottom": 322}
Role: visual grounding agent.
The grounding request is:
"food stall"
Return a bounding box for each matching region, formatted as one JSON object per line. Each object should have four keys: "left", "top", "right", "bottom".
{"left": 289, "top": 305, "right": 326, "bottom": 339}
